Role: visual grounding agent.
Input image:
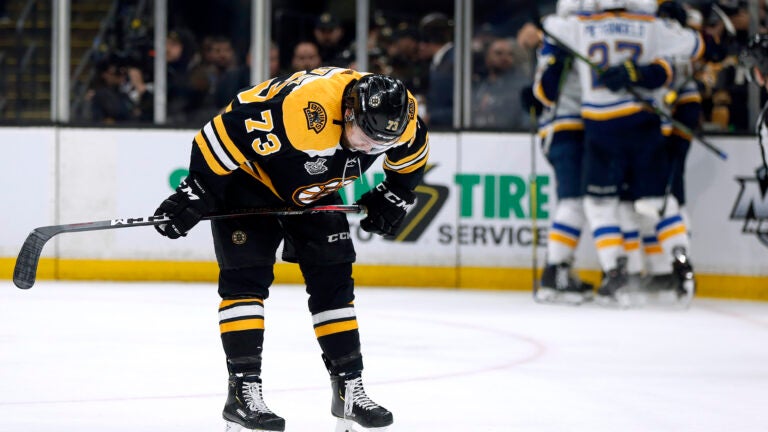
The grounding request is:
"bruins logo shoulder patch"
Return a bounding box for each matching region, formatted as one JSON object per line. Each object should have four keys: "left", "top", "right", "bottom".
{"left": 407, "top": 98, "right": 416, "bottom": 120}
{"left": 303, "top": 101, "right": 327, "bottom": 134}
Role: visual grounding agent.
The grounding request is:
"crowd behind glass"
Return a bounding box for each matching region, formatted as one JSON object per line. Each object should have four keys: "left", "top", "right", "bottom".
{"left": 1, "top": 0, "right": 764, "bottom": 133}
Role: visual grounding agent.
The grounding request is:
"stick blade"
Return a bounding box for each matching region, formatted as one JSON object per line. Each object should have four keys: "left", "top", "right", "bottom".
{"left": 13, "top": 231, "right": 50, "bottom": 289}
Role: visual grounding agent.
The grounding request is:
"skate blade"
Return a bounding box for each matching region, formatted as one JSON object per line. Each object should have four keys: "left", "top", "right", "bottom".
{"left": 225, "top": 420, "right": 282, "bottom": 432}
{"left": 624, "top": 289, "right": 694, "bottom": 310}
{"left": 534, "top": 287, "right": 590, "bottom": 306}
{"left": 596, "top": 291, "right": 633, "bottom": 309}
{"left": 335, "top": 418, "right": 390, "bottom": 432}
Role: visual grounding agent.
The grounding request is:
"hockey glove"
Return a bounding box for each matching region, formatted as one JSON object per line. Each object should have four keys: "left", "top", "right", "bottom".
{"left": 154, "top": 173, "right": 216, "bottom": 239}
{"left": 520, "top": 85, "right": 544, "bottom": 117}
{"left": 356, "top": 181, "right": 416, "bottom": 237}
{"left": 600, "top": 61, "right": 670, "bottom": 92}
{"left": 599, "top": 61, "right": 641, "bottom": 92}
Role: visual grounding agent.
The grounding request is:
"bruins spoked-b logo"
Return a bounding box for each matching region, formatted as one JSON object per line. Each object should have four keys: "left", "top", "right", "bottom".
{"left": 304, "top": 101, "right": 327, "bottom": 134}
{"left": 232, "top": 230, "right": 247, "bottom": 245}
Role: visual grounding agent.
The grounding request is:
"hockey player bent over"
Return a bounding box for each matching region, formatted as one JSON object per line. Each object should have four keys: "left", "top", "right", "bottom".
{"left": 154, "top": 67, "right": 429, "bottom": 431}
{"left": 539, "top": 0, "right": 701, "bottom": 307}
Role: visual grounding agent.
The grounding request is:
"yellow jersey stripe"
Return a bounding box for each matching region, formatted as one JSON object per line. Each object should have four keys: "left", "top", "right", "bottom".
{"left": 658, "top": 225, "right": 687, "bottom": 242}
{"left": 213, "top": 115, "right": 248, "bottom": 166}
{"left": 534, "top": 81, "right": 555, "bottom": 107}
{"left": 240, "top": 160, "right": 282, "bottom": 200}
{"left": 549, "top": 232, "right": 579, "bottom": 248}
{"left": 644, "top": 245, "right": 663, "bottom": 254}
{"left": 654, "top": 58, "right": 673, "bottom": 88}
{"left": 692, "top": 32, "right": 705, "bottom": 61}
{"left": 387, "top": 138, "right": 429, "bottom": 166}
{"left": 596, "top": 237, "right": 623, "bottom": 249}
{"left": 624, "top": 241, "right": 640, "bottom": 251}
{"left": 220, "top": 318, "right": 265, "bottom": 333}
{"left": 582, "top": 105, "right": 645, "bottom": 121}
{"left": 676, "top": 93, "right": 702, "bottom": 105}
{"left": 220, "top": 298, "right": 263, "bottom": 309}
{"left": 385, "top": 148, "right": 429, "bottom": 174}
{"left": 195, "top": 132, "right": 230, "bottom": 176}
{"left": 314, "top": 320, "right": 358, "bottom": 338}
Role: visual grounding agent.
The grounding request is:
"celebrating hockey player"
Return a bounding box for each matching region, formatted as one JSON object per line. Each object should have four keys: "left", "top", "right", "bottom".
{"left": 536, "top": 0, "right": 701, "bottom": 307}
{"left": 638, "top": 0, "right": 705, "bottom": 301}
{"left": 531, "top": 0, "right": 596, "bottom": 305}
{"left": 154, "top": 67, "right": 429, "bottom": 431}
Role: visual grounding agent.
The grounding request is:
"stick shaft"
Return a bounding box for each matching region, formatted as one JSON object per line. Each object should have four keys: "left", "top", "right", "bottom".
{"left": 13, "top": 205, "right": 363, "bottom": 290}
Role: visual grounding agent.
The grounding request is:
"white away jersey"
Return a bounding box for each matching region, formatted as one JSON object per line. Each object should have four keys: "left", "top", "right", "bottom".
{"left": 546, "top": 11, "right": 704, "bottom": 122}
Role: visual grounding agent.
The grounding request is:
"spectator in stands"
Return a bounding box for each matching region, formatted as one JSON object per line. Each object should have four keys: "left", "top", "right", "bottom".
{"left": 471, "top": 23, "right": 499, "bottom": 82}
{"left": 291, "top": 40, "right": 322, "bottom": 72}
{"left": 313, "top": 12, "right": 349, "bottom": 66}
{"left": 471, "top": 38, "right": 529, "bottom": 130}
{"left": 704, "top": 0, "right": 755, "bottom": 132}
{"left": 166, "top": 29, "right": 201, "bottom": 125}
{"left": 215, "top": 43, "right": 281, "bottom": 109}
{"left": 269, "top": 42, "right": 281, "bottom": 77}
{"left": 418, "top": 12, "right": 454, "bottom": 127}
{"left": 187, "top": 36, "right": 239, "bottom": 124}
{"left": 90, "top": 55, "right": 151, "bottom": 123}
{"left": 0, "top": 0, "right": 9, "bottom": 24}
{"left": 387, "top": 23, "right": 428, "bottom": 97}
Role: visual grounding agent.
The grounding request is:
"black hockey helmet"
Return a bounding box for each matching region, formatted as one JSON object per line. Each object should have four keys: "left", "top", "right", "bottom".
{"left": 741, "top": 33, "right": 768, "bottom": 85}
{"left": 345, "top": 74, "right": 409, "bottom": 143}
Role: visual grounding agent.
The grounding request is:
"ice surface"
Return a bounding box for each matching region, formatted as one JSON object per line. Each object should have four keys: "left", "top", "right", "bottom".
{"left": 1, "top": 281, "right": 767, "bottom": 432}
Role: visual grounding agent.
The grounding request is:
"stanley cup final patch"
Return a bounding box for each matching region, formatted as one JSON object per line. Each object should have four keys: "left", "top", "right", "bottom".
{"left": 304, "top": 158, "right": 329, "bottom": 175}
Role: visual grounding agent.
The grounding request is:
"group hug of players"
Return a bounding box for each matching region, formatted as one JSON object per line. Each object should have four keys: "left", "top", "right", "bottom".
{"left": 529, "top": 0, "right": 709, "bottom": 308}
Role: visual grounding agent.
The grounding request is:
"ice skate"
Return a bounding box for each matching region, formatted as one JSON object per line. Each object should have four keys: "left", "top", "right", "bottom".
{"left": 331, "top": 372, "right": 392, "bottom": 431}
{"left": 641, "top": 273, "right": 680, "bottom": 305}
{"left": 535, "top": 262, "right": 594, "bottom": 305}
{"left": 672, "top": 246, "right": 696, "bottom": 308}
{"left": 223, "top": 373, "right": 285, "bottom": 432}
{"left": 596, "top": 257, "right": 631, "bottom": 308}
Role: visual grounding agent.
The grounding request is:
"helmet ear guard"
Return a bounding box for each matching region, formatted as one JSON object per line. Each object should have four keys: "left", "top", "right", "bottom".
{"left": 345, "top": 74, "right": 409, "bottom": 143}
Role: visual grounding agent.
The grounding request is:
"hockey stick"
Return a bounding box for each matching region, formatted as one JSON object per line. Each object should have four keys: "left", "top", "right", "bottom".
{"left": 13, "top": 204, "right": 364, "bottom": 290}
{"left": 529, "top": 106, "right": 541, "bottom": 298}
{"left": 539, "top": 26, "right": 728, "bottom": 161}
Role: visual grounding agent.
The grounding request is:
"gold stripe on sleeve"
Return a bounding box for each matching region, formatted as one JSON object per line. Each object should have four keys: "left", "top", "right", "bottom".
{"left": 213, "top": 115, "right": 248, "bottom": 165}
{"left": 195, "top": 132, "right": 230, "bottom": 176}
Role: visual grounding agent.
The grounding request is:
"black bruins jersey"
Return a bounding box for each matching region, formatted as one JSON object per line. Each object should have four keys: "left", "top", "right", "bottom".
{"left": 188, "top": 67, "right": 429, "bottom": 207}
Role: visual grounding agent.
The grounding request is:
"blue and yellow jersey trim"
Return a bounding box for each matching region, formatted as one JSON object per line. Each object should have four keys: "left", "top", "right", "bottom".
{"left": 538, "top": 115, "right": 584, "bottom": 138}
{"left": 534, "top": 79, "right": 556, "bottom": 107}
{"left": 581, "top": 98, "right": 655, "bottom": 121}
{"left": 653, "top": 58, "right": 674, "bottom": 88}
{"left": 549, "top": 222, "right": 581, "bottom": 248}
